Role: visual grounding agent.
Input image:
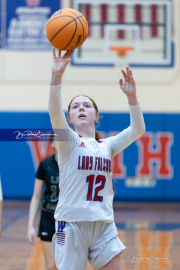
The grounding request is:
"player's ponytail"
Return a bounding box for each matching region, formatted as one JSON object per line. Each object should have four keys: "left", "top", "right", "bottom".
{"left": 95, "top": 130, "right": 100, "bottom": 142}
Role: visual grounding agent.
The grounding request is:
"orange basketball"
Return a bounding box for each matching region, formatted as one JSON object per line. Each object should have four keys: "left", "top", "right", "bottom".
{"left": 46, "top": 8, "right": 88, "bottom": 51}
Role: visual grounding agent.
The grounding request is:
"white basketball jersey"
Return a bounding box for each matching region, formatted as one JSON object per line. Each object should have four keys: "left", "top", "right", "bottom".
{"left": 48, "top": 85, "right": 145, "bottom": 223}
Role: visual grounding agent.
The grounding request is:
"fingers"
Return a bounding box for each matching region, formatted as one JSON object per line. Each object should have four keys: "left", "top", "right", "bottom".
{"left": 129, "top": 69, "right": 133, "bottom": 77}
{"left": 28, "top": 235, "right": 35, "bottom": 246}
{"left": 121, "top": 69, "right": 127, "bottom": 80}
{"left": 119, "top": 78, "right": 123, "bottom": 86}
{"left": 53, "top": 48, "right": 63, "bottom": 59}
{"left": 52, "top": 48, "right": 56, "bottom": 59}
{"left": 63, "top": 49, "right": 74, "bottom": 59}
{"left": 129, "top": 69, "right": 135, "bottom": 85}
{"left": 53, "top": 49, "right": 74, "bottom": 60}
{"left": 69, "top": 49, "right": 74, "bottom": 57}
{"left": 121, "top": 67, "right": 134, "bottom": 81}
{"left": 27, "top": 231, "right": 36, "bottom": 246}
{"left": 126, "top": 66, "right": 131, "bottom": 78}
{"left": 130, "top": 75, "right": 135, "bottom": 85}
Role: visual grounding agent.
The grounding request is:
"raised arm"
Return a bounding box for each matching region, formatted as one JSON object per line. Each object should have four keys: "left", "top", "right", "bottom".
{"left": 48, "top": 49, "right": 80, "bottom": 163}
{"left": 51, "top": 48, "right": 73, "bottom": 86}
{"left": 107, "top": 67, "right": 145, "bottom": 158}
{"left": 49, "top": 48, "right": 74, "bottom": 130}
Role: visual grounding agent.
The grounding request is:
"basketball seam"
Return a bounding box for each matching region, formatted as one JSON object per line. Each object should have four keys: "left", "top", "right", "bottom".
{"left": 79, "top": 16, "right": 88, "bottom": 26}
{"left": 77, "top": 17, "right": 85, "bottom": 42}
{"left": 76, "top": 11, "right": 88, "bottom": 26}
{"left": 62, "top": 20, "right": 78, "bottom": 50}
{"left": 50, "top": 16, "right": 84, "bottom": 43}
{"left": 47, "top": 15, "right": 75, "bottom": 27}
{"left": 77, "top": 10, "right": 84, "bottom": 18}
{"left": 67, "top": 10, "right": 79, "bottom": 18}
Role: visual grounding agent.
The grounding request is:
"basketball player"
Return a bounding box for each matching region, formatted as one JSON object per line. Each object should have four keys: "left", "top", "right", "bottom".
{"left": 27, "top": 135, "right": 59, "bottom": 270}
{"left": 48, "top": 49, "right": 145, "bottom": 270}
{"left": 0, "top": 177, "right": 3, "bottom": 236}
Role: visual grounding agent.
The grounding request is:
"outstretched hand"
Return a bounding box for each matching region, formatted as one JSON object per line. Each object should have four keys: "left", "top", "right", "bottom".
{"left": 119, "top": 67, "right": 138, "bottom": 105}
{"left": 51, "top": 48, "right": 74, "bottom": 85}
{"left": 119, "top": 67, "right": 136, "bottom": 96}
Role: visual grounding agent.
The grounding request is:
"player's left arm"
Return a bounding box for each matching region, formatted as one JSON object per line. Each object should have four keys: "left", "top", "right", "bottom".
{"left": 107, "top": 67, "right": 145, "bottom": 158}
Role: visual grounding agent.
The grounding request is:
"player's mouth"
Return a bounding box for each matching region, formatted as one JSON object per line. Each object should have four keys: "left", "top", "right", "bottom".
{"left": 78, "top": 114, "right": 86, "bottom": 118}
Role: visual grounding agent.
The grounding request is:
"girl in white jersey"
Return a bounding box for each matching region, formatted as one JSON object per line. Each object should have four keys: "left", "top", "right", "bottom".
{"left": 49, "top": 49, "right": 145, "bottom": 270}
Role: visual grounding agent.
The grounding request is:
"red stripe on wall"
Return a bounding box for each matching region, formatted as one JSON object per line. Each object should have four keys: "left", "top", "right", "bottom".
{"left": 101, "top": 4, "right": 107, "bottom": 37}
{"left": 135, "top": 4, "right": 142, "bottom": 22}
{"left": 85, "top": 4, "right": 91, "bottom": 36}
{"left": 118, "top": 4, "right": 125, "bottom": 39}
{"left": 151, "top": 5, "right": 158, "bottom": 37}
{"left": 135, "top": 4, "right": 142, "bottom": 38}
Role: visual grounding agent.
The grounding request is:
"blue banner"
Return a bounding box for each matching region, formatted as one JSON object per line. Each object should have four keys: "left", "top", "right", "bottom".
{"left": 0, "top": 111, "right": 179, "bottom": 201}
{"left": 4, "top": 0, "right": 60, "bottom": 50}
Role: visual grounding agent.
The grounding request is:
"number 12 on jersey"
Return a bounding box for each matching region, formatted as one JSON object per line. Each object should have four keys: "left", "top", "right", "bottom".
{"left": 86, "top": 175, "right": 106, "bottom": 202}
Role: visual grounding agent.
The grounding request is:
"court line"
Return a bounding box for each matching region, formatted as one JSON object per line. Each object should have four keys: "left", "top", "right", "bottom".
{"left": 2, "top": 210, "right": 28, "bottom": 231}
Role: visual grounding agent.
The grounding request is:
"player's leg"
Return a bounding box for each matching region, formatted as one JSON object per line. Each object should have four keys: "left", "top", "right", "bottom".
{"left": 89, "top": 222, "right": 125, "bottom": 270}
{"left": 98, "top": 253, "right": 122, "bottom": 270}
{"left": 53, "top": 221, "right": 88, "bottom": 270}
{"left": 38, "top": 210, "right": 57, "bottom": 270}
{"left": 41, "top": 241, "right": 57, "bottom": 270}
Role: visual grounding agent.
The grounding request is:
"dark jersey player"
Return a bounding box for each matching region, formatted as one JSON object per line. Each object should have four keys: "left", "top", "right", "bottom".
{"left": 27, "top": 137, "right": 59, "bottom": 270}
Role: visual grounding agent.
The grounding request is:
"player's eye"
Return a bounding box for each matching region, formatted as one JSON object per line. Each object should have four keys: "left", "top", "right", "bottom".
{"left": 73, "top": 105, "right": 78, "bottom": 109}
{"left": 85, "top": 105, "right": 90, "bottom": 107}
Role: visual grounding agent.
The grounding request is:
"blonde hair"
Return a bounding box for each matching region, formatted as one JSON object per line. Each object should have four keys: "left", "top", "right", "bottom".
{"left": 68, "top": 95, "right": 100, "bottom": 142}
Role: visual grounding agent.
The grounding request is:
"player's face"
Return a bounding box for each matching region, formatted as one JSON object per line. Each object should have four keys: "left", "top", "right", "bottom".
{"left": 69, "top": 96, "right": 98, "bottom": 128}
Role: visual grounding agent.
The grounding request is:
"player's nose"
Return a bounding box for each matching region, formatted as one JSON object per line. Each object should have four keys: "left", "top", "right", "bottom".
{"left": 79, "top": 105, "right": 84, "bottom": 111}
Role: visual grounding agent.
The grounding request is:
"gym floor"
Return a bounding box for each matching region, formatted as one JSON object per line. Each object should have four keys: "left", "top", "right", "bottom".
{"left": 1, "top": 201, "right": 180, "bottom": 270}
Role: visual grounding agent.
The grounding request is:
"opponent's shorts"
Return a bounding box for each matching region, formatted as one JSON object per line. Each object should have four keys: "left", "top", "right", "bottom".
{"left": 52, "top": 220, "right": 126, "bottom": 270}
{"left": 38, "top": 209, "right": 55, "bottom": 242}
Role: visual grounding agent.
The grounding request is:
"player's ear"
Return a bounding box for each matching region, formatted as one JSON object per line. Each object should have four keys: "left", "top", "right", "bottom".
{"left": 68, "top": 115, "right": 71, "bottom": 124}
{"left": 95, "top": 113, "right": 99, "bottom": 123}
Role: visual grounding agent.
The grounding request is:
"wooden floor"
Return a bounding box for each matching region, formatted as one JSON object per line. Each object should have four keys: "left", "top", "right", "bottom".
{"left": 1, "top": 201, "right": 180, "bottom": 270}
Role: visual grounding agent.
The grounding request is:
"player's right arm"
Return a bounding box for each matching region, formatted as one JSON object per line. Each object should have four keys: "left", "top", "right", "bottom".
{"left": 48, "top": 49, "right": 79, "bottom": 163}
{"left": 27, "top": 178, "right": 44, "bottom": 246}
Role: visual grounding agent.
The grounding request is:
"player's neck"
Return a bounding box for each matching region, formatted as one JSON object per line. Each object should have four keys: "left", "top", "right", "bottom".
{"left": 75, "top": 126, "right": 95, "bottom": 139}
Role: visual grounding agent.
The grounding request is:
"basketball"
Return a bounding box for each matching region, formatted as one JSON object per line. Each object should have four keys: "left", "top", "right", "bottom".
{"left": 46, "top": 8, "right": 88, "bottom": 51}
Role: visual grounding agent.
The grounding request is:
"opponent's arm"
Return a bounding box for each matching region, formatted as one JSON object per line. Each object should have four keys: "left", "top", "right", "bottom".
{"left": 107, "top": 67, "right": 145, "bottom": 158}
{"left": 27, "top": 179, "right": 44, "bottom": 246}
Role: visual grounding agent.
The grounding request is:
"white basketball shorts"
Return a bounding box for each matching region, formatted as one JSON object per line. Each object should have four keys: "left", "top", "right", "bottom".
{"left": 52, "top": 220, "right": 126, "bottom": 270}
